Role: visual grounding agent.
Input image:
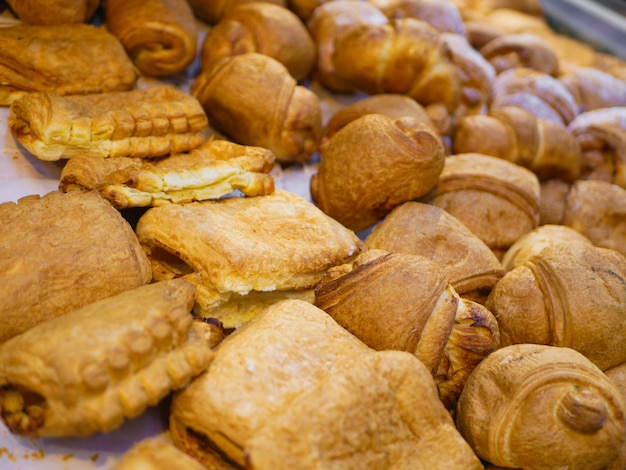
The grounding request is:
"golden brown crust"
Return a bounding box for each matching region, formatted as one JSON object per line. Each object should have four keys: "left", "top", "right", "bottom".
{"left": 114, "top": 435, "right": 208, "bottom": 470}
{"left": 187, "top": 0, "right": 286, "bottom": 24}
{"left": 0, "top": 190, "right": 152, "bottom": 343}
{"left": 480, "top": 32, "right": 560, "bottom": 76}
{"left": 5, "top": 0, "right": 100, "bottom": 24}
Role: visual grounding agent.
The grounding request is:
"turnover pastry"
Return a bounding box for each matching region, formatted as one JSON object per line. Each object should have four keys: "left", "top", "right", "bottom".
{"left": 4, "top": 0, "right": 100, "bottom": 24}
{"left": 135, "top": 190, "right": 363, "bottom": 328}
{"left": 59, "top": 137, "right": 276, "bottom": 209}
{"left": 169, "top": 299, "right": 483, "bottom": 469}
{"left": 0, "top": 190, "right": 152, "bottom": 343}
{"left": 105, "top": 0, "right": 197, "bottom": 77}
{"left": 0, "top": 23, "right": 138, "bottom": 106}
{"left": 9, "top": 85, "right": 208, "bottom": 161}
{"left": 0, "top": 279, "right": 220, "bottom": 437}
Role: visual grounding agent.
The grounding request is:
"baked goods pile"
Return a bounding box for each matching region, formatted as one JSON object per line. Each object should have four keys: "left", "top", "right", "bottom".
{"left": 1, "top": 0, "right": 626, "bottom": 468}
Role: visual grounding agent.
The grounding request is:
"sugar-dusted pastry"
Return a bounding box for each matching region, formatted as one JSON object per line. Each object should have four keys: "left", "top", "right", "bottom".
{"left": 369, "top": 0, "right": 467, "bottom": 36}
{"left": 187, "top": 0, "right": 286, "bottom": 24}
{"left": 135, "top": 190, "right": 363, "bottom": 328}
{"left": 486, "top": 241, "right": 626, "bottom": 371}
{"left": 170, "top": 299, "right": 484, "bottom": 469}
{"left": 114, "top": 435, "right": 207, "bottom": 470}
{"left": 9, "top": 85, "right": 208, "bottom": 161}
{"left": 192, "top": 53, "right": 322, "bottom": 163}
{"left": 559, "top": 66, "right": 626, "bottom": 112}
{"left": 0, "top": 279, "right": 221, "bottom": 437}
{"left": 199, "top": 3, "right": 316, "bottom": 81}
{"left": 59, "top": 137, "right": 276, "bottom": 209}
{"left": 105, "top": 0, "right": 197, "bottom": 77}
{"left": 0, "top": 190, "right": 152, "bottom": 343}
{"left": 457, "top": 343, "right": 626, "bottom": 470}
{"left": 5, "top": 0, "right": 100, "bottom": 24}
{"left": 0, "top": 23, "right": 138, "bottom": 106}
{"left": 315, "top": 249, "right": 500, "bottom": 409}
{"left": 480, "top": 33, "right": 560, "bottom": 76}
{"left": 311, "top": 113, "right": 445, "bottom": 233}
{"left": 365, "top": 201, "right": 504, "bottom": 302}
{"left": 422, "top": 152, "right": 541, "bottom": 259}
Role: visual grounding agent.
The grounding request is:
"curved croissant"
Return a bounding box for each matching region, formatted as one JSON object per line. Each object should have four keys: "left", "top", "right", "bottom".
{"left": 479, "top": 32, "right": 560, "bottom": 76}
{"left": 456, "top": 343, "right": 626, "bottom": 470}
{"left": 559, "top": 65, "right": 626, "bottom": 113}
{"left": 368, "top": 0, "right": 467, "bottom": 36}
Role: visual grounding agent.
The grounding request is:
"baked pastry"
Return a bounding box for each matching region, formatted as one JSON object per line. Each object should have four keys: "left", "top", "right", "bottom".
{"left": 456, "top": 343, "right": 626, "bottom": 470}
{"left": 59, "top": 137, "right": 276, "bottom": 209}
{"left": 199, "top": 3, "right": 316, "bottom": 81}
{"left": 315, "top": 249, "right": 500, "bottom": 409}
{"left": 169, "top": 299, "right": 484, "bottom": 469}
{"left": 605, "top": 363, "right": 626, "bottom": 470}
{"left": 368, "top": 0, "right": 467, "bottom": 36}
{"left": 485, "top": 240, "right": 626, "bottom": 371}
{"left": 9, "top": 85, "right": 208, "bottom": 161}
{"left": 312, "top": 113, "right": 445, "bottom": 233}
{"left": 0, "top": 279, "right": 221, "bottom": 437}
{"left": 480, "top": 32, "right": 560, "bottom": 76}
{"left": 187, "top": 0, "right": 286, "bottom": 24}
{"left": 113, "top": 435, "right": 207, "bottom": 470}
{"left": 559, "top": 65, "right": 626, "bottom": 112}
{"left": 105, "top": 0, "right": 197, "bottom": 77}
{"left": 135, "top": 190, "right": 363, "bottom": 328}
{"left": 191, "top": 53, "right": 322, "bottom": 163}
{"left": 0, "top": 190, "right": 152, "bottom": 343}
{"left": 4, "top": 0, "right": 100, "bottom": 24}
{"left": 422, "top": 152, "right": 541, "bottom": 259}
{"left": 0, "top": 23, "right": 138, "bottom": 106}
{"left": 365, "top": 201, "right": 504, "bottom": 302}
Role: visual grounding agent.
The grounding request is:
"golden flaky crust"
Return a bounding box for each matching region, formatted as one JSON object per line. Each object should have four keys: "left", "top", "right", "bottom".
{"left": 169, "top": 299, "right": 483, "bottom": 469}
{"left": 135, "top": 190, "right": 362, "bottom": 328}
{"left": 0, "top": 190, "right": 152, "bottom": 343}
{"left": 113, "top": 435, "right": 207, "bottom": 470}
{"left": 9, "top": 85, "right": 208, "bottom": 161}
{"left": 0, "top": 279, "right": 220, "bottom": 438}
{"left": 105, "top": 0, "right": 197, "bottom": 77}
{"left": 0, "top": 23, "right": 137, "bottom": 106}
{"left": 59, "top": 138, "right": 276, "bottom": 208}
{"left": 480, "top": 33, "right": 560, "bottom": 76}
{"left": 5, "top": 0, "right": 100, "bottom": 24}
{"left": 192, "top": 53, "right": 322, "bottom": 163}
{"left": 187, "top": 0, "right": 286, "bottom": 24}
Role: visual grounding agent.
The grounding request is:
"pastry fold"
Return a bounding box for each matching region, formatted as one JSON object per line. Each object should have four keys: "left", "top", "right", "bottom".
{"left": 59, "top": 138, "right": 276, "bottom": 209}
{"left": 0, "top": 279, "right": 221, "bottom": 438}
{"left": 9, "top": 85, "right": 208, "bottom": 161}
{"left": 105, "top": 0, "right": 197, "bottom": 77}
{"left": 135, "top": 190, "right": 363, "bottom": 328}
{"left": 0, "top": 190, "right": 152, "bottom": 343}
{"left": 0, "top": 23, "right": 138, "bottom": 106}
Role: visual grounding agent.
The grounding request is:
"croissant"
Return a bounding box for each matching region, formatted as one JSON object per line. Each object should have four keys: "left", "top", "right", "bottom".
{"left": 485, "top": 240, "right": 626, "bottom": 371}
{"left": 59, "top": 138, "right": 276, "bottom": 209}
{"left": 9, "top": 85, "right": 209, "bottom": 161}
{"left": 0, "top": 23, "right": 138, "bottom": 106}
{"left": 192, "top": 53, "right": 322, "bottom": 163}
{"left": 0, "top": 279, "right": 220, "bottom": 437}
{"left": 568, "top": 107, "right": 626, "bottom": 188}
{"left": 605, "top": 363, "right": 626, "bottom": 470}
{"left": 365, "top": 201, "right": 504, "bottom": 302}
{"left": 187, "top": 0, "right": 286, "bottom": 24}
{"left": 332, "top": 17, "right": 462, "bottom": 112}
{"left": 169, "top": 299, "right": 484, "bottom": 469}
{"left": 104, "top": 0, "right": 197, "bottom": 77}
{"left": 0, "top": 190, "right": 152, "bottom": 343}
{"left": 368, "top": 0, "right": 467, "bottom": 36}
{"left": 537, "top": 178, "right": 571, "bottom": 225}
{"left": 199, "top": 3, "right": 316, "bottom": 81}
{"left": 311, "top": 113, "right": 445, "bottom": 233}
{"left": 422, "top": 152, "right": 541, "bottom": 259}
{"left": 4, "top": 0, "right": 100, "bottom": 24}
{"left": 452, "top": 105, "right": 582, "bottom": 181}
{"left": 479, "top": 32, "right": 560, "bottom": 76}
{"left": 315, "top": 249, "right": 500, "bottom": 409}
{"left": 456, "top": 343, "right": 626, "bottom": 470}
{"left": 559, "top": 65, "right": 626, "bottom": 112}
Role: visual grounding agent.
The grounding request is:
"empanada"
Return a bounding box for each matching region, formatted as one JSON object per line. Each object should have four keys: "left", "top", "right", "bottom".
{"left": 0, "top": 279, "right": 221, "bottom": 438}
{"left": 59, "top": 137, "right": 276, "bottom": 209}
{"left": 135, "top": 190, "right": 363, "bottom": 328}
{"left": 9, "top": 85, "right": 209, "bottom": 161}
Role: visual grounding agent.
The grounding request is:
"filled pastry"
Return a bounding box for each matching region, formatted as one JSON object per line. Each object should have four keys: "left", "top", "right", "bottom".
{"left": 169, "top": 299, "right": 483, "bottom": 469}
{"left": 0, "top": 23, "right": 138, "bottom": 106}
{"left": 59, "top": 137, "right": 276, "bottom": 209}
{"left": 135, "top": 189, "right": 363, "bottom": 328}
{"left": 0, "top": 279, "right": 221, "bottom": 437}
{"left": 9, "top": 85, "right": 209, "bottom": 161}
{"left": 4, "top": 0, "right": 100, "bottom": 25}
{"left": 0, "top": 190, "right": 152, "bottom": 343}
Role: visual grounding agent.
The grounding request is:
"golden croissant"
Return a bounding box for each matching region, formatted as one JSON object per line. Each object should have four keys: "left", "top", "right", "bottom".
{"left": 480, "top": 32, "right": 560, "bottom": 76}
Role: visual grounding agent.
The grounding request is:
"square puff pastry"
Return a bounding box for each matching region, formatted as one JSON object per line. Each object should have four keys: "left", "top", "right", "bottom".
{"left": 169, "top": 299, "right": 483, "bottom": 469}
{"left": 135, "top": 190, "right": 363, "bottom": 328}
{"left": 0, "top": 279, "right": 221, "bottom": 438}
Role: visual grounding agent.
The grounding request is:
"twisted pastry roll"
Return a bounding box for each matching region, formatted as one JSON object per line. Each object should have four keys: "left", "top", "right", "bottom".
{"left": 192, "top": 53, "right": 322, "bottom": 163}
{"left": 187, "top": 0, "right": 285, "bottom": 24}
{"left": 368, "top": 0, "right": 467, "bottom": 36}
{"left": 559, "top": 66, "right": 626, "bottom": 112}
{"left": 457, "top": 343, "right": 626, "bottom": 470}
{"left": 105, "top": 0, "right": 197, "bottom": 77}
{"left": 5, "top": 0, "right": 100, "bottom": 24}
{"left": 479, "top": 32, "right": 560, "bottom": 76}
{"left": 0, "top": 279, "right": 221, "bottom": 437}
{"left": 9, "top": 85, "right": 208, "bottom": 161}
{"left": 200, "top": 3, "right": 315, "bottom": 81}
